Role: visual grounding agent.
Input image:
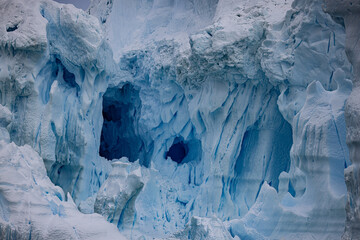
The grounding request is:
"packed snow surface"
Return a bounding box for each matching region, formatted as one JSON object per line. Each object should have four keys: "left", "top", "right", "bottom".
{"left": 0, "top": 0, "right": 357, "bottom": 239}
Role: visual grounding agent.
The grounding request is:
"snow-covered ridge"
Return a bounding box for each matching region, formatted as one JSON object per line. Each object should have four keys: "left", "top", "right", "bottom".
{"left": 0, "top": 0, "right": 357, "bottom": 239}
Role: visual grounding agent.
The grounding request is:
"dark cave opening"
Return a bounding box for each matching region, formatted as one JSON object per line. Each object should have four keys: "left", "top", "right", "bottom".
{"left": 6, "top": 24, "right": 18, "bottom": 32}
{"left": 99, "top": 83, "right": 148, "bottom": 164}
{"left": 166, "top": 137, "right": 189, "bottom": 164}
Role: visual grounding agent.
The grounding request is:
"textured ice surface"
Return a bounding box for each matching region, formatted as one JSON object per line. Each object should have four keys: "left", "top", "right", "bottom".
{"left": 0, "top": 0, "right": 124, "bottom": 239}
{"left": 324, "top": 1, "right": 360, "bottom": 239}
{"left": 0, "top": 0, "right": 115, "bottom": 205}
{"left": 0, "top": 0, "right": 357, "bottom": 239}
{"left": 94, "top": 158, "right": 144, "bottom": 231}
{"left": 174, "top": 216, "right": 234, "bottom": 240}
{"left": 0, "top": 141, "right": 125, "bottom": 239}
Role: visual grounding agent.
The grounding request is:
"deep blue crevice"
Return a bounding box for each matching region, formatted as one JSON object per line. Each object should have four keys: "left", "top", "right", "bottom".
{"left": 37, "top": 57, "right": 80, "bottom": 104}
{"left": 55, "top": 58, "right": 80, "bottom": 93}
{"left": 288, "top": 181, "right": 296, "bottom": 197}
{"left": 37, "top": 61, "right": 57, "bottom": 104}
{"left": 62, "top": 65, "right": 76, "bottom": 88}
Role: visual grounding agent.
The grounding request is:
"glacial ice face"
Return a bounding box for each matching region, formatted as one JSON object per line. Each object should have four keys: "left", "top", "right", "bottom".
{"left": 0, "top": 0, "right": 116, "bottom": 205}
{"left": 0, "top": 0, "right": 356, "bottom": 239}
{"left": 174, "top": 216, "right": 234, "bottom": 240}
{"left": 0, "top": 140, "right": 126, "bottom": 239}
{"left": 87, "top": 0, "right": 352, "bottom": 239}
{"left": 88, "top": 0, "right": 219, "bottom": 59}
{"left": 0, "top": 1, "right": 129, "bottom": 239}
{"left": 324, "top": 1, "right": 360, "bottom": 239}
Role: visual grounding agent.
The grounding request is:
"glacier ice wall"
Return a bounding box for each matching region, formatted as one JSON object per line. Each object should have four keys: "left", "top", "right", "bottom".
{"left": 324, "top": 1, "right": 360, "bottom": 239}
{"left": 0, "top": 0, "right": 128, "bottom": 238}
{"left": 89, "top": 0, "right": 352, "bottom": 239}
{"left": 0, "top": 141, "right": 126, "bottom": 239}
{"left": 0, "top": 0, "right": 116, "bottom": 205}
{"left": 0, "top": 0, "right": 357, "bottom": 239}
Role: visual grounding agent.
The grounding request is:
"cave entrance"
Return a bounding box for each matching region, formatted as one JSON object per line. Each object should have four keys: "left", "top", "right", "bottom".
{"left": 165, "top": 136, "right": 202, "bottom": 165}
{"left": 166, "top": 138, "right": 189, "bottom": 164}
{"left": 99, "top": 83, "right": 147, "bottom": 163}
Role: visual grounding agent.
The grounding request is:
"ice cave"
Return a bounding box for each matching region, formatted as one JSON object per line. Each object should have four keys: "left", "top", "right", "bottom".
{"left": 0, "top": 0, "right": 360, "bottom": 239}
{"left": 99, "top": 84, "right": 144, "bottom": 162}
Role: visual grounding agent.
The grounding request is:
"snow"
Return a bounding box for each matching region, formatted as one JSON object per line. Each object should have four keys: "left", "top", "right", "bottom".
{"left": 0, "top": 0, "right": 358, "bottom": 239}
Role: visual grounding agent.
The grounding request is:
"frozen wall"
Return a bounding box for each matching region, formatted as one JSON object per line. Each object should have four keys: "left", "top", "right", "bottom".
{"left": 0, "top": 0, "right": 356, "bottom": 239}
{"left": 88, "top": 0, "right": 352, "bottom": 239}
{"left": 0, "top": 0, "right": 116, "bottom": 205}
{"left": 0, "top": 0, "right": 126, "bottom": 238}
{"left": 324, "top": 1, "right": 360, "bottom": 239}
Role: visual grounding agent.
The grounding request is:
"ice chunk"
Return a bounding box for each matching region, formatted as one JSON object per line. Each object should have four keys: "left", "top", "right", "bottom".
{"left": 94, "top": 158, "right": 144, "bottom": 230}
{"left": 0, "top": 141, "right": 126, "bottom": 239}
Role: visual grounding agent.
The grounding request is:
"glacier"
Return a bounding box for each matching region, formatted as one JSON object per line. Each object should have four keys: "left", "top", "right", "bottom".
{"left": 324, "top": 1, "right": 360, "bottom": 239}
{"left": 0, "top": 0, "right": 359, "bottom": 239}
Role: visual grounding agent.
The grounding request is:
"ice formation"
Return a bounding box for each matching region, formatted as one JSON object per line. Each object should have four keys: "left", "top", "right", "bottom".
{"left": 0, "top": 141, "right": 125, "bottom": 239}
{"left": 0, "top": 0, "right": 358, "bottom": 239}
{"left": 324, "top": 1, "right": 360, "bottom": 239}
